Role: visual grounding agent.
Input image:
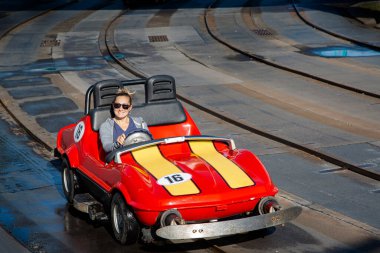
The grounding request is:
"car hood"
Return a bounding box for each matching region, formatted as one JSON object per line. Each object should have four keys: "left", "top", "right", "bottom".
{"left": 121, "top": 141, "right": 274, "bottom": 202}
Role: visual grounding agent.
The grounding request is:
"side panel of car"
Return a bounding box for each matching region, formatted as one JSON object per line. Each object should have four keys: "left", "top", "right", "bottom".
{"left": 76, "top": 116, "right": 115, "bottom": 192}
{"left": 69, "top": 116, "right": 141, "bottom": 216}
{"left": 57, "top": 124, "right": 80, "bottom": 168}
{"left": 64, "top": 145, "right": 80, "bottom": 169}
{"left": 56, "top": 123, "right": 76, "bottom": 152}
{"left": 75, "top": 169, "right": 112, "bottom": 207}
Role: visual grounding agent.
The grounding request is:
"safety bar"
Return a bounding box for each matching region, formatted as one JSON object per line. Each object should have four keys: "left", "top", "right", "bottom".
{"left": 109, "top": 135, "right": 236, "bottom": 164}
{"left": 84, "top": 78, "right": 146, "bottom": 115}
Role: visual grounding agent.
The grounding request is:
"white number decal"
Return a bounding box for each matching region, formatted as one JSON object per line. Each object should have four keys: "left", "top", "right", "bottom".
{"left": 157, "top": 173, "right": 192, "bottom": 186}
{"left": 74, "top": 121, "right": 85, "bottom": 143}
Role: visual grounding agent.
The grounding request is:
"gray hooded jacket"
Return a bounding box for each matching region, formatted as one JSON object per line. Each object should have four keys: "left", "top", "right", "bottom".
{"left": 99, "top": 117, "right": 149, "bottom": 152}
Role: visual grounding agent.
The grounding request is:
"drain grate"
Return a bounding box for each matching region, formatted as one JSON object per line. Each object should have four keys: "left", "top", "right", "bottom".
{"left": 148, "top": 35, "right": 169, "bottom": 43}
{"left": 253, "top": 28, "right": 273, "bottom": 36}
{"left": 40, "top": 39, "right": 61, "bottom": 47}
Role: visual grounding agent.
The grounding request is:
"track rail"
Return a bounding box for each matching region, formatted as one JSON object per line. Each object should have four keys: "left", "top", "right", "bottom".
{"left": 0, "top": 1, "right": 76, "bottom": 39}
{"left": 1, "top": 0, "right": 379, "bottom": 182}
{"left": 290, "top": 0, "right": 380, "bottom": 52}
{"left": 0, "top": 2, "right": 378, "bottom": 251}
{"left": 101, "top": 9, "right": 233, "bottom": 248}
{"left": 204, "top": 1, "right": 380, "bottom": 99}
{"left": 102, "top": 3, "right": 380, "bottom": 182}
{"left": 0, "top": 0, "right": 81, "bottom": 152}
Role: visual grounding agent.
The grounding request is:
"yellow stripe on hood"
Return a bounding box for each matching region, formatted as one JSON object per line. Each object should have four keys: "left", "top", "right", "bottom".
{"left": 132, "top": 145, "right": 200, "bottom": 196}
{"left": 189, "top": 141, "right": 254, "bottom": 189}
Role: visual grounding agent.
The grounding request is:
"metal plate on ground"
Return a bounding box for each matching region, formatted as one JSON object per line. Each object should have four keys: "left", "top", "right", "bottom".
{"left": 37, "top": 112, "right": 83, "bottom": 133}
{"left": 1, "top": 77, "right": 51, "bottom": 88}
{"left": 20, "top": 97, "right": 78, "bottom": 116}
{"left": 320, "top": 142, "right": 380, "bottom": 175}
{"left": 8, "top": 86, "right": 62, "bottom": 99}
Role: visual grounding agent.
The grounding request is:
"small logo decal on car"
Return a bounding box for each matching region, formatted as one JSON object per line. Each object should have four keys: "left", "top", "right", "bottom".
{"left": 157, "top": 173, "right": 192, "bottom": 186}
{"left": 74, "top": 121, "right": 85, "bottom": 143}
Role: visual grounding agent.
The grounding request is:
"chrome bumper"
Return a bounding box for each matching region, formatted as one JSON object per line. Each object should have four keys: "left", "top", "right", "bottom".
{"left": 156, "top": 206, "right": 302, "bottom": 240}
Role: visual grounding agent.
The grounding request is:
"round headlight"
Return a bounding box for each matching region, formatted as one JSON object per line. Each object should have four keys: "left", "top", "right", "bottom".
{"left": 160, "top": 209, "right": 185, "bottom": 227}
{"left": 258, "top": 196, "right": 281, "bottom": 215}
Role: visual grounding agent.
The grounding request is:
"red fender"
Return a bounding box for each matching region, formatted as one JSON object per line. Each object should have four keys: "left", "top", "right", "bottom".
{"left": 112, "top": 182, "right": 133, "bottom": 205}
{"left": 64, "top": 144, "right": 80, "bottom": 168}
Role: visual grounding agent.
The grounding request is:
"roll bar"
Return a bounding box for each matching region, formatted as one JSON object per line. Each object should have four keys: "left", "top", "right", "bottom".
{"left": 84, "top": 78, "right": 146, "bottom": 115}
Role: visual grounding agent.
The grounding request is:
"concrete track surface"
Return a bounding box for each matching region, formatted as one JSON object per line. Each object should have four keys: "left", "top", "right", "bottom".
{"left": 0, "top": 0, "right": 379, "bottom": 252}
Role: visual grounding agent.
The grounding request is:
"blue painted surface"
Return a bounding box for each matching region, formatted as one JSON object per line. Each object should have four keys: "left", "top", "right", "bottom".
{"left": 9, "top": 86, "right": 62, "bottom": 99}
{"left": 1, "top": 77, "right": 51, "bottom": 88}
{"left": 103, "top": 52, "right": 125, "bottom": 61}
{"left": 0, "top": 56, "right": 112, "bottom": 80}
{"left": 12, "top": 227, "right": 30, "bottom": 245}
{"left": 37, "top": 112, "right": 84, "bottom": 133}
{"left": 20, "top": 97, "right": 78, "bottom": 116}
{"left": 0, "top": 111, "right": 68, "bottom": 250}
{"left": 0, "top": 207, "right": 15, "bottom": 230}
{"left": 0, "top": 110, "right": 127, "bottom": 251}
{"left": 309, "top": 46, "right": 380, "bottom": 58}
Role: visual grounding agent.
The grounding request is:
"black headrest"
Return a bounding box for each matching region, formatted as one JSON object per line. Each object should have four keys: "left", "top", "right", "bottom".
{"left": 94, "top": 79, "right": 124, "bottom": 108}
{"left": 145, "top": 75, "right": 176, "bottom": 103}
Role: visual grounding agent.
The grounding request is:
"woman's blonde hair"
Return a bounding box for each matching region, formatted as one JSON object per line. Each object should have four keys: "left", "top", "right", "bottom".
{"left": 113, "top": 87, "right": 135, "bottom": 105}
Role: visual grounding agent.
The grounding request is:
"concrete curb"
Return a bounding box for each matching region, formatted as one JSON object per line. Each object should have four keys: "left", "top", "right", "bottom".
{"left": 278, "top": 190, "right": 380, "bottom": 237}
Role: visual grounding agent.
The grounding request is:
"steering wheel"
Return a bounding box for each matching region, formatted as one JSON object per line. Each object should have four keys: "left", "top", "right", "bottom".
{"left": 123, "top": 129, "right": 153, "bottom": 146}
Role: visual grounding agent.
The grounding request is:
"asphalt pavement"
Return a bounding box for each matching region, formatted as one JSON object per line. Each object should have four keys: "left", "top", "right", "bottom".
{"left": 0, "top": 227, "right": 30, "bottom": 253}
{"left": 0, "top": 0, "right": 379, "bottom": 251}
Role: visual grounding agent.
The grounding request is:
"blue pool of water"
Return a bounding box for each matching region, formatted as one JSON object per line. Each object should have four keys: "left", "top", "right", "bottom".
{"left": 308, "top": 46, "right": 380, "bottom": 58}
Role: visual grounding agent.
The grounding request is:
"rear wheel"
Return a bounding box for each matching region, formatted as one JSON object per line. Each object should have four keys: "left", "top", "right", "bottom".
{"left": 61, "top": 158, "right": 77, "bottom": 203}
{"left": 111, "top": 193, "right": 140, "bottom": 244}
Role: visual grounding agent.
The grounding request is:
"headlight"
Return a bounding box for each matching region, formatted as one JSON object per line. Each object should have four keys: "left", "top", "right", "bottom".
{"left": 258, "top": 196, "right": 281, "bottom": 215}
{"left": 160, "top": 209, "right": 185, "bottom": 227}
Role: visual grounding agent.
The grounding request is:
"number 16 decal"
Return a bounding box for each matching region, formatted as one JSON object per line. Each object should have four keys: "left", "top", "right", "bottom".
{"left": 157, "top": 173, "right": 192, "bottom": 186}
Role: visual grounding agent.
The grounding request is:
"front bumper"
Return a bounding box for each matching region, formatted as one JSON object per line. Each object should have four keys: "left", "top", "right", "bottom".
{"left": 156, "top": 206, "right": 302, "bottom": 240}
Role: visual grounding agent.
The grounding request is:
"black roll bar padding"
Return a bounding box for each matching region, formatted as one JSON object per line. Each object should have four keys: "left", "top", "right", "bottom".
{"left": 84, "top": 78, "right": 147, "bottom": 115}
{"left": 145, "top": 75, "right": 176, "bottom": 103}
{"left": 120, "top": 78, "right": 147, "bottom": 87}
{"left": 85, "top": 75, "right": 180, "bottom": 115}
{"left": 84, "top": 85, "right": 94, "bottom": 115}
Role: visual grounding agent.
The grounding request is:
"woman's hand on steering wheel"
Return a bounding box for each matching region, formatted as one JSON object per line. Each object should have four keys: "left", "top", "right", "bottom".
{"left": 117, "top": 133, "right": 126, "bottom": 146}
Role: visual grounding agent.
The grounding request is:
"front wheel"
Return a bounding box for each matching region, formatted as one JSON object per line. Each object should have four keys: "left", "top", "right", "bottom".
{"left": 61, "top": 158, "right": 77, "bottom": 203}
{"left": 111, "top": 193, "right": 140, "bottom": 244}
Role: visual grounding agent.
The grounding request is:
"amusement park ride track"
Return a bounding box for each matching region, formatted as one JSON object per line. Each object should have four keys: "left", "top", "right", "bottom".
{"left": 0, "top": 1, "right": 379, "bottom": 252}
{"left": 101, "top": 1, "right": 380, "bottom": 181}
{"left": 1, "top": 0, "right": 378, "bottom": 180}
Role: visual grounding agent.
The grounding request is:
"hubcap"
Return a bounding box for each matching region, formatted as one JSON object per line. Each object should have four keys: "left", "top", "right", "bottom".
{"left": 113, "top": 205, "right": 123, "bottom": 234}
{"left": 63, "top": 168, "right": 69, "bottom": 193}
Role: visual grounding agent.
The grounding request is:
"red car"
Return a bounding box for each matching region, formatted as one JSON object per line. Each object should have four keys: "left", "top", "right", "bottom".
{"left": 55, "top": 75, "right": 301, "bottom": 244}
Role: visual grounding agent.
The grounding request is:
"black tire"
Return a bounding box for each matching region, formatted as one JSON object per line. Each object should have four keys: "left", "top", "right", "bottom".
{"left": 61, "top": 158, "right": 77, "bottom": 203}
{"left": 111, "top": 193, "right": 140, "bottom": 244}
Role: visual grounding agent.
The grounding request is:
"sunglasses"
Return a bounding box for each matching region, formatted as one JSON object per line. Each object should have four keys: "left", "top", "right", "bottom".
{"left": 113, "top": 103, "right": 130, "bottom": 110}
